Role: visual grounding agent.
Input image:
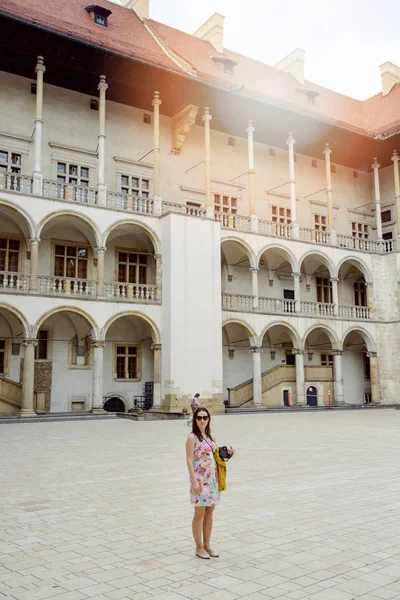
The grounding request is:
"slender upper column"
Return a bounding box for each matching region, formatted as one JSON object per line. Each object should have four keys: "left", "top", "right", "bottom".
{"left": 331, "top": 277, "right": 339, "bottom": 316}
{"left": 33, "top": 56, "right": 46, "bottom": 195}
{"left": 323, "top": 143, "right": 335, "bottom": 237}
{"left": 250, "top": 346, "right": 262, "bottom": 406}
{"left": 202, "top": 107, "right": 213, "bottom": 216}
{"left": 96, "top": 246, "right": 106, "bottom": 297}
{"left": 293, "top": 349, "right": 305, "bottom": 405}
{"left": 249, "top": 267, "right": 259, "bottom": 309}
{"left": 29, "top": 238, "right": 40, "bottom": 291}
{"left": 91, "top": 341, "right": 105, "bottom": 412}
{"left": 287, "top": 132, "right": 299, "bottom": 238}
{"left": 97, "top": 75, "right": 108, "bottom": 206}
{"left": 293, "top": 272, "right": 301, "bottom": 312}
{"left": 152, "top": 91, "right": 162, "bottom": 207}
{"left": 332, "top": 350, "right": 345, "bottom": 405}
{"left": 151, "top": 343, "right": 162, "bottom": 407}
{"left": 372, "top": 158, "right": 383, "bottom": 241}
{"left": 392, "top": 150, "right": 400, "bottom": 241}
{"left": 155, "top": 253, "right": 162, "bottom": 301}
{"left": 246, "top": 121, "right": 256, "bottom": 213}
{"left": 20, "top": 339, "right": 38, "bottom": 417}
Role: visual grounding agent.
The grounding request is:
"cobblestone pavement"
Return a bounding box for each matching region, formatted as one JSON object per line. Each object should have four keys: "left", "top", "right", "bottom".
{"left": 1, "top": 410, "right": 400, "bottom": 600}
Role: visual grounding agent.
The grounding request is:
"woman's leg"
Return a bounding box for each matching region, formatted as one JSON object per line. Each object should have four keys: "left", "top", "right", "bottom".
{"left": 192, "top": 507, "right": 206, "bottom": 551}
{"left": 203, "top": 504, "right": 216, "bottom": 551}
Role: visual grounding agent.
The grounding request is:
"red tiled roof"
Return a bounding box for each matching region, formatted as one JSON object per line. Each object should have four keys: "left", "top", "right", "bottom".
{"left": 1, "top": 0, "right": 399, "bottom": 138}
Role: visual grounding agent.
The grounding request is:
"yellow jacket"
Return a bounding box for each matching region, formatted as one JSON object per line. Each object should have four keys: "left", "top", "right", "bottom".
{"left": 213, "top": 448, "right": 227, "bottom": 492}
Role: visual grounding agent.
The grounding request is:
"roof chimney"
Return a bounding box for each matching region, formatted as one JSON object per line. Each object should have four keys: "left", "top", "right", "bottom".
{"left": 120, "top": 0, "right": 149, "bottom": 19}
{"left": 379, "top": 61, "right": 400, "bottom": 96}
{"left": 274, "top": 48, "right": 305, "bottom": 84}
{"left": 193, "top": 13, "right": 224, "bottom": 54}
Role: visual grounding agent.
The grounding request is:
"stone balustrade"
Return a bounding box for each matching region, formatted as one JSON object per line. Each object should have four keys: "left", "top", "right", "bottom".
{"left": 107, "top": 192, "right": 154, "bottom": 214}
{"left": 300, "top": 301, "right": 335, "bottom": 317}
{"left": 258, "top": 297, "right": 296, "bottom": 314}
{"left": 104, "top": 282, "right": 157, "bottom": 302}
{"left": 0, "top": 172, "right": 33, "bottom": 194}
{"left": 42, "top": 180, "right": 98, "bottom": 205}
{"left": 338, "top": 305, "right": 371, "bottom": 320}
{"left": 37, "top": 276, "right": 97, "bottom": 297}
{"left": 0, "top": 271, "right": 30, "bottom": 292}
{"left": 299, "top": 227, "right": 330, "bottom": 245}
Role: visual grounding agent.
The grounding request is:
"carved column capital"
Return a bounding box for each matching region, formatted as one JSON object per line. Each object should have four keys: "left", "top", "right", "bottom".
{"left": 372, "top": 157, "right": 380, "bottom": 170}
{"left": 97, "top": 74, "right": 108, "bottom": 92}
{"left": 366, "top": 351, "right": 377, "bottom": 358}
{"left": 202, "top": 106, "right": 212, "bottom": 123}
{"left": 249, "top": 346, "right": 262, "bottom": 354}
{"left": 292, "top": 349, "right": 304, "bottom": 355}
{"left": 286, "top": 131, "right": 296, "bottom": 146}
{"left": 22, "top": 339, "right": 38, "bottom": 348}
{"left": 152, "top": 90, "right": 162, "bottom": 107}
{"left": 151, "top": 343, "right": 162, "bottom": 351}
{"left": 249, "top": 267, "right": 259, "bottom": 274}
{"left": 91, "top": 341, "right": 106, "bottom": 349}
{"left": 392, "top": 149, "right": 399, "bottom": 163}
{"left": 323, "top": 143, "right": 332, "bottom": 157}
{"left": 30, "top": 238, "right": 41, "bottom": 246}
{"left": 96, "top": 246, "right": 107, "bottom": 255}
{"left": 246, "top": 120, "right": 255, "bottom": 134}
{"left": 35, "top": 55, "right": 46, "bottom": 74}
{"left": 331, "top": 350, "right": 343, "bottom": 356}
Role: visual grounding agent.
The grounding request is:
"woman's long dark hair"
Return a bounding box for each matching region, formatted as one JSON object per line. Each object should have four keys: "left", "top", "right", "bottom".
{"left": 192, "top": 407, "right": 212, "bottom": 441}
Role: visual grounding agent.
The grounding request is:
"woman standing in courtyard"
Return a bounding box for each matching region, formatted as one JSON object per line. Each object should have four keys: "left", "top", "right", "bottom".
{"left": 185, "top": 406, "right": 233, "bottom": 559}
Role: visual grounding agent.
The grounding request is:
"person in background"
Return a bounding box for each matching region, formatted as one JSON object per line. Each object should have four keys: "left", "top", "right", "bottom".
{"left": 187, "top": 393, "right": 201, "bottom": 426}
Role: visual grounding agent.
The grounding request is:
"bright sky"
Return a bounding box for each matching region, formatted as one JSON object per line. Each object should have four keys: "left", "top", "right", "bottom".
{"left": 116, "top": 0, "right": 400, "bottom": 100}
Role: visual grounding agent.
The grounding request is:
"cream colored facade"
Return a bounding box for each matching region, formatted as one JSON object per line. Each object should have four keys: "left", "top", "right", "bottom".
{"left": 0, "top": 46, "right": 399, "bottom": 416}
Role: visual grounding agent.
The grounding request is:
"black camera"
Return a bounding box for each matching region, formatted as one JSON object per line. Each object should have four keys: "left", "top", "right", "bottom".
{"left": 218, "top": 446, "right": 231, "bottom": 460}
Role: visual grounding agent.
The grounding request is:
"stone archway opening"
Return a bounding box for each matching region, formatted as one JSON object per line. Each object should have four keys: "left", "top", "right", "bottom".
{"left": 0, "top": 203, "right": 33, "bottom": 291}
{"left": 343, "top": 330, "right": 372, "bottom": 404}
{"left": 0, "top": 306, "right": 27, "bottom": 415}
{"left": 222, "top": 321, "right": 254, "bottom": 405}
{"left": 104, "top": 397, "right": 126, "bottom": 413}
{"left": 299, "top": 253, "right": 335, "bottom": 317}
{"left": 221, "top": 240, "right": 253, "bottom": 311}
{"left": 303, "top": 327, "right": 335, "bottom": 406}
{"left": 258, "top": 247, "right": 296, "bottom": 314}
{"left": 338, "top": 260, "right": 369, "bottom": 319}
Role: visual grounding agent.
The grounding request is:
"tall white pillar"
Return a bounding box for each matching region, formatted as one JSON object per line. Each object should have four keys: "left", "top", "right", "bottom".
{"left": 96, "top": 247, "right": 106, "bottom": 297}
{"left": 250, "top": 347, "right": 262, "bottom": 406}
{"left": 97, "top": 75, "right": 108, "bottom": 207}
{"left": 293, "top": 272, "right": 300, "bottom": 312}
{"left": 367, "top": 351, "right": 380, "bottom": 404}
{"left": 247, "top": 121, "right": 258, "bottom": 232}
{"left": 372, "top": 158, "right": 383, "bottom": 242}
{"left": 287, "top": 132, "right": 299, "bottom": 239}
{"left": 20, "top": 340, "right": 38, "bottom": 417}
{"left": 392, "top": 150, "right": 400, "bottom": 243}
{"left": 152, "top": 344, "right": 162, "bottom": 407}
{"left": 91, "top": 341, "right": 105, "bottom": 412}
{"left": 152, "top": 91, "right": 162, "bottom": 216}
{"left": 331, "top": 277, "right": 339, "bottom": 316}
{"left": 32, "top": 56, "right": 46, "bottom": 195}
{"left": 293, "top": 350, "right": 305, "bottom": 405}
{"left": 29, "top": 238, "right": 40, "bottom": 291}
{"left": 250, "top": 267, "right": 259, "bottom": 309}
{"left": 323, "top": 143, "right": 336, "bottom": 244}
{"left": 332, "top": 350, "right": 345, "bottom": 405}
{"left": 203, "top": 107, "right": 213, "bottom": 218}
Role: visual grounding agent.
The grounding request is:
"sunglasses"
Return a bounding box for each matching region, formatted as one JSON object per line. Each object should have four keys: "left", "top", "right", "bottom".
{"left": 196, "top": 415, "right": 209, "bottom": 421}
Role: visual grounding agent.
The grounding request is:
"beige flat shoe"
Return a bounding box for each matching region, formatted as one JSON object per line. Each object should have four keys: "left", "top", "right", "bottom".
{"left": 196, "top": 549, "right": 210, "bottom": 559}
{"left": 204, "top": 547, "right": 219, "bottom": 558}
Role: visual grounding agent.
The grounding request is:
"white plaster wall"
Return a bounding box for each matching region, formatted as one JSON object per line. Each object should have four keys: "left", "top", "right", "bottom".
{"left": 343, "top": 351, "right": 366, "bottom": 404}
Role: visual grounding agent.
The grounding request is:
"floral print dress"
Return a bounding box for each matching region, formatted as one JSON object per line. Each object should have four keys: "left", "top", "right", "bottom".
{"left": 190, "top": 436, "right": 219, "bottom": 506}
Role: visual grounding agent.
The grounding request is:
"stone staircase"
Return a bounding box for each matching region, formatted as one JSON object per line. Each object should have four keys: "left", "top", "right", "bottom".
{"left": 0, "top": 376, "right": 22, "bottom": 415}
{"left": 227, "top": 365, "right": 296, "bottom": 408}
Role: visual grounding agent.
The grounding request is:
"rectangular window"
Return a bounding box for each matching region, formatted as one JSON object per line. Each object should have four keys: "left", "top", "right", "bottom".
{"left": 0, "top": 238, "right": 20, "bottom": 273}
{"left": 382, "top": 231, "right": 393, "bottom": 240}
{"left": 271, "top": 206, "right": 291, "bottom": 225}
{"left": 35, "top": 330, "right": 48, "bottom": 360}
{"left": 283, "top": 289, "right": 295, "bottom": 300}
{"left": 364, "top": 355, "right": 371, "bottom": 379}
{"left": 314, "top": 214, "right": 327, "bottom": 231}
{"left": 120, "top": 175, "right": 150, "bottom": 198}
{"left": 354, "top": 282, "right": 366, "bottom": 307}
{"left": 54, "top": 245, "right": 88, "bottom": 280}
{"left": 316, "top": 277, "right": 332, "bottom": 303}
{"left": 214, "top": 194, "right": 238, "bottom": 214}
{"left": 321, "top": 354, "right": 333, "bottom": 366}
{"left": 351, "top": 222, "right": 369, "bottom": 239}
{"left": 381, "top": 210, "right": 391, "bottom": 224}
{"left": 115, "top": 345, "right": 139, "bottom": 380}
{"left": 285, "top": 353, "right": 295, "bottom": 366}
{"left": 0, "top": 340, "right": 6, "bottom": 374}
{"left": 118, "top": 251, "right": 147, "bottom": 284}
{"left": 56, "top": 162, "right": 89, "bottom": 186}
{"left": 71, "top": 337, "right": 90, "bottom": 367}
{"left": 0, "top": 150, "right": 22, "bottom": 174}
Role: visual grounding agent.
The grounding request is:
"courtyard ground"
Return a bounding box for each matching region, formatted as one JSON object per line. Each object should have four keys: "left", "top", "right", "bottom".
{"left": 1, "top": 410, "right": 400, "bottom": 600}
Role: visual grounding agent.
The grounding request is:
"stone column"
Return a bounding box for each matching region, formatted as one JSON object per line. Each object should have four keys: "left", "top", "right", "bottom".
{"left": 33, "top": 56, "right": 46, "bottom": 195}
{"left": 287, "top": 132, "right": 299, "bottom": 239}
{"left": 250, "top": 346, "right": 262, "bottom": 406}
{"left": 96, "top": 246, "right": 106, "bottom": 297}
{"left": 247, "top": 121, "right": 258, "bottom": 232}
{"left": 367, "top": 351, "right": 380, "bottom": 404}
{"left": 155, "top": 254, "right": 162, "bottom": 301}
{"left": 20, "top": 340, "right": 38, "bottom": 417}
{"left": 392, "top": 150, "right": 400, "bottom": 243}
{"left": 323, "top": 143, "right": 336, "bottom": 244}
{"left": 29, "top": 238, "right": 40, "bottom": 291}
{"left": 91, "top": 341, "right": 105, "bottom": 412}
{"left": 332, "top": 350, "right": 345, "bottom": 405}
{"left": 151, "top": 344, "right": 162, "bottom": 407}
{"left": 250, "top": 267, "right": 259, "bottom": 309}
{"left": 331, "top": 277, "right": 339, "bottom": 316}
{"left": 293, "top": 349, "right": 305, "bottom": 405}
{"left": 293, "top": 272, "right": 300, "bottom": 312}
{"left": 365, "top": 282, "right": 374, "bottom": 312}
{"left": 372, "top": 158, "right": 383, "bottom": 242}
{"left": 152, "top": 91, "right": 162, "bottom": 216}
{"left": 202, "top": 106, "right": 213, "bottom": 218}
{"left": 97, "top": 75, "right": 108, "bottom": 207}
